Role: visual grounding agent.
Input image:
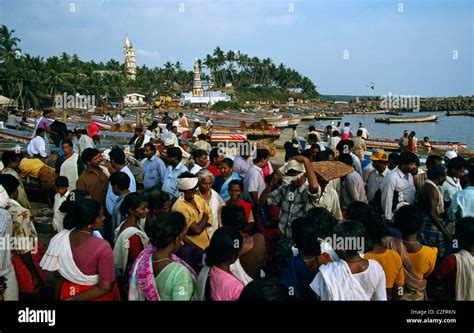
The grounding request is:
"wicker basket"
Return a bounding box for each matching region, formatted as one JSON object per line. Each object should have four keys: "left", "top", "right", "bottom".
{"left": 311, "top": 161, "right": 353, "bottom": 182}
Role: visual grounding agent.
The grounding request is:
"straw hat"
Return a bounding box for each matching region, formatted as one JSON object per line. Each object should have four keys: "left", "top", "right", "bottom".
{"left": 370, "top": 150, "right": 388, "bottom": 162}
{"left": 311, "top": 161, "right": 353, "bottom": 182}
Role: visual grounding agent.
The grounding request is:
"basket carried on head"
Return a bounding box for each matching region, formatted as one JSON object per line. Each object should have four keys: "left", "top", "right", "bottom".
{"left": 311, "top": 161, "right": 353, "bottom": 182}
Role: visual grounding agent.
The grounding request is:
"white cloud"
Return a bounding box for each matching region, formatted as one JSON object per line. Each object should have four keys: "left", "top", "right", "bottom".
{"left": 136, "top": 49, "right": 161, "bottom": 61}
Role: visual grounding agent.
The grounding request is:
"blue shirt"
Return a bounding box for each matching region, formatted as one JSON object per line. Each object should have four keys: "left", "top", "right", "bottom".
{"left": 143, "top": 156, "right": 167, "bottom": 190}
{"left": 106, "top": 166, "right": 136, "bottom": 214}
{"left": 448, "top": 186, "right": 474, "bottom": 221}
{"left": 161, "top": 162, "right": 188, "bottom": 199}
{"left": 109, "top": 193, "right": 128, "bottom": 242}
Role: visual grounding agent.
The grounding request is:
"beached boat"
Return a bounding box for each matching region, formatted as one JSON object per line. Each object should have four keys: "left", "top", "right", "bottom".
{"left": 0, "top": 128, "right": 31, "bottom": 144}
{"left": 374, "top": 115, "right": 438, "bottom": 123}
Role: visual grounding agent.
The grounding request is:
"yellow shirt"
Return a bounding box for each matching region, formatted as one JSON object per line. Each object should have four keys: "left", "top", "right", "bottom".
{"left": 172, "top": 195, "right": 213, "bottom": 250}
{"left": 364, "top": 249, "right": 405, "bottom": 288}
{"left": 407, "top": 246, "right": 438, "bottom": 280}
{"left": 19, "top": 158, "right": 45, "bottom": 178}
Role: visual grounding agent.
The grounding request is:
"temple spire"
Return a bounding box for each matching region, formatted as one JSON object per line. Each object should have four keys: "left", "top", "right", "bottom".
{"left": 124, "top": 35, "right": 136, "bottom": 80}
{"left": 192, "top": 58, "right": 204, "bottom": 97}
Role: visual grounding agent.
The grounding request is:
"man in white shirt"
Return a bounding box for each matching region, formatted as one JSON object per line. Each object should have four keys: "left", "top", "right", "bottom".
{"left": 380, "top": 152, "right": 418, "bottom": 222}
{"left": 192, "top": 120, "right": 207, "bottom": 139}
{"left": 243, "top": 149, "right": 270, "bottom": 206}
{"left": 114, "top": 113, "right": 124, "bottom": 125}
{"left": 366, "top": 150, "right": 389, "bottom": 202}
{"left": 358, "top": 122, "right": 370, "bottom": 139}
{"left": 206, "top": 118, "right": 213, "bottom": 131}
{"left": 441, "top": 156, "right": 467, "bottom": 207}
{"left": 233, "top": 141, "right": 252, "bottom": 178}
{"left": 162, "top": 126, "right": 179, "bottom": 148}
{"left": 27, "top": 128, "right": 47, "bottom": 158}
{"left": 73, "top": 128, "right": 94, "bottom": 155}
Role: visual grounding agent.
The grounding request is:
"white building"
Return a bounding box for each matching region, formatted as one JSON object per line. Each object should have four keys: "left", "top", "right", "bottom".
{"left": 181, "top": 91, "right": 231, "bottom": 106}
{"left": 181, "top": 58, "right": 231, "bottom": 106}
{"left": 124, "top": 93, "right": 145, "bottom": 106}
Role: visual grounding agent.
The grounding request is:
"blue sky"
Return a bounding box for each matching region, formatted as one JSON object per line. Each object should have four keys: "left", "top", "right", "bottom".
{"left": 0, "top": 0, "right": 472, "bottom": 96}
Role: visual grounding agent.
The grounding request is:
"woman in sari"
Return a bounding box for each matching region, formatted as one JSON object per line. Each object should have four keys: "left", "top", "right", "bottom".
{"left": 40, "top": 199, "right": 120, "bottom": 300}
{"left": 0, "top": 175, "right": 46, "bottom": 300}
{"left": 129, "top": 212, "right": 196, "bottom": 301}
{"left": 113, "top": 193, "right": 149, "bottom": 299}
{"left": 55, "top": 139, "right": 85, "bottom": 191}
{"left": 212, "top": 158, "right": 241, "bottom": 201}
{"left": 382, "top": 205, "right": 438, "bottom": 301}
{"left": 171, "top": 172, "right": 213, "bottom": 273}
{"left": 194, "top": 227, "right": 244, "bottom": 301}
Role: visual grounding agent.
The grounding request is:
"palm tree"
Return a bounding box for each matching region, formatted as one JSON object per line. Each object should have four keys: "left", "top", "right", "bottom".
{"left": 0, "top": 24, "right": 21, "bottom": 58}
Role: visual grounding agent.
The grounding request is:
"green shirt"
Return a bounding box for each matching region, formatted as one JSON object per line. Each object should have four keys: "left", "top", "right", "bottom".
{"left": 154, "top": 262, "right": 195, "bottom": 300}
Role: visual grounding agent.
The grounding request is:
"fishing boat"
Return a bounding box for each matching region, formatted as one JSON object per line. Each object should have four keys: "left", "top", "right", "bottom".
{"left": 445, "top": 111, "right": 473, "bottom": 116}
{"left": 374, "top": 115, "right": 438, "bottom": 123}
{"left": 365, "top": 138, "right": 466, "bottom": 151}
{"left": 313, "top": 113, "right": 343, "bottom": 121}
{"left": 385, "top": 111, "right": 403, "bottom": 116}
{"left": 312, "top": 128, "right": 467, "bottom": 151}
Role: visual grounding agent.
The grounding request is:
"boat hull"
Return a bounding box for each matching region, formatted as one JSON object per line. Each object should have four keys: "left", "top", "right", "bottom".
{"left": 374, "top": 115, "right": 438, "bottom": 123}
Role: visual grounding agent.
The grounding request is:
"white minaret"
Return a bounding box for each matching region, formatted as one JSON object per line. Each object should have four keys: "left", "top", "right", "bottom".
{"left": 192, "top": 58, "right": 204, "bottom": 97}
{"left": 124, "top": 35, "right": 137, "bottom": 81}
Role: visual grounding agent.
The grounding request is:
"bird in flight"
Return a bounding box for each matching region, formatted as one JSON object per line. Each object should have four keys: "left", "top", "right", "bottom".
{"left": 367, "top": 82, "right": 375, "bottom": 90}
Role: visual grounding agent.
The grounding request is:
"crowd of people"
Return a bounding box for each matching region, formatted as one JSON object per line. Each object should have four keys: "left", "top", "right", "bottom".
{"left": 0, "top": 113, "right": 472, "bottom": 301}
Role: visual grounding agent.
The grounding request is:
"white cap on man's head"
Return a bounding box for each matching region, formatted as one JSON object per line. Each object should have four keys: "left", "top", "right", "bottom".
{"left": 445, "top": 151, "right": 457, "bottom": 160}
